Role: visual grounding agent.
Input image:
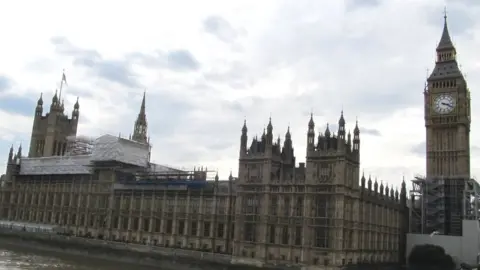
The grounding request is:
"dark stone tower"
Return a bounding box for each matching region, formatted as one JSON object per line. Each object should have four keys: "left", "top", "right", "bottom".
{"left": 131, "top": 91, "right": 148, "bottom": 144}
{"left": 425, "top": 13, "right": 470, "bottom": 178}
{"left": 28, "top": 88, "right": 80, "bottom": 158}
{"left": 422, "top": 12, "right": 471, "bottom": 236}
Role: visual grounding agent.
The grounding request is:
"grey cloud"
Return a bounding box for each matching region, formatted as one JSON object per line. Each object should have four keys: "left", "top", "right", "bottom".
{"left": 0, "top": 75, "right": 12, "bottom": 92}
{"left": 166, "top": 50, "right": 200, "bottom": 71}
{"left": 203, "top": 16, "right": 240, "bottom": 43}
{"left": 51, "top": 36, "right": 140, "bottom": 88}
{"left": 147, "top": 92, "right": 195, "bottom": 137}
{"left": 203, "top": 61, "right": 254, "bottom": 90}
{"left": 424, "top": 5, "right": 476, "bottom": 37}
{"left": 94, "top": 60, "right": 139, "bottom": 88}
{"left": 362, "top": 128, "right": 381, "bottom": 136}
{"left": 24, "top": 58, "right": 56, "bottom": 73}
{"left": 345, "top": 0, "right": 380, "bottom": 11}
{"left": 65, "top": 86, "right": 95, "bottom": 99}
{"left": 411, "top": 142, "right": 425, "bottom": 156}
{"left": 237, "top": 1, "right": 444, "bottom": 118}
{"left": 147, "top": 96, "right": 243, "bottom": 165}
{"left": 126, "top": 50, "right": 200, "bottom": 72}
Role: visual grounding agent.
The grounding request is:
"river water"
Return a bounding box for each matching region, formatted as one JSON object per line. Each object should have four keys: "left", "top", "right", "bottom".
{"left": 0, "top": 244, "right": 168, "bottom": 270}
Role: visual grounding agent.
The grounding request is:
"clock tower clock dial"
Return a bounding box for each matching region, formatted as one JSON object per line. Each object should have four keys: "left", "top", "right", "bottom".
{"left": 433, "top": 93, "right": 456, "bottom": 114}
{"left": 424, "top": 16, "right": 471, "bottom": 178}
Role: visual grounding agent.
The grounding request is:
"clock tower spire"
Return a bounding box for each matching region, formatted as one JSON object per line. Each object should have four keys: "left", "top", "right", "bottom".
{"left": 424, "top": 13, "right": 471, "bottom": 177}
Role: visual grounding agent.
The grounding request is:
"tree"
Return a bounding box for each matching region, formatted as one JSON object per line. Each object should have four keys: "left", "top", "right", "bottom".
{"left": 408, "top": 244, "right": 456, "bottom": 270}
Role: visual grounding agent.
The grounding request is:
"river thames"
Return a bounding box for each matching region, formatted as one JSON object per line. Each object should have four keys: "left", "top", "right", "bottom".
{"left": 0, "top": 244, "right": 180, "bottom": 270}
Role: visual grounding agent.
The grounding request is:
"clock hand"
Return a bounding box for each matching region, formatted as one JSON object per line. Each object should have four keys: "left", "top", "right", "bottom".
{"left": 441, "top": 102, "right": 453, "bottom": 108}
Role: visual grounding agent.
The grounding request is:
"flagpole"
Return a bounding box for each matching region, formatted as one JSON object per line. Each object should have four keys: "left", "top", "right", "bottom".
{"left": 59, "top": 69, "right": 66, "bottom": 101}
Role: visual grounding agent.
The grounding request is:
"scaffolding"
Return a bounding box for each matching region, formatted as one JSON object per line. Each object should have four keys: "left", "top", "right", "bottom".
{"left": 65, "top": 135, "right": 95, "bottom": 156}
{"left": 20, "top": 134, "right": 151, "bottom": 175}
{"left": 409, "top": 175, "right": 480, "bottom": 236}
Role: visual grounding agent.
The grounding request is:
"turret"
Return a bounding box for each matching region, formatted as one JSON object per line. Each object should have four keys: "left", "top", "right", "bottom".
{"left": 281, "top": 126, "right": 295, "bottom": 165}
{"left": 240, "top": 120, "right": 248, "bottom": 156}
{"left": 353, "top": 119, "right": 360, "bottom": 162}
{"left": 400, "top": 178, "right": 407, "bottom": 205}
{"left": 266, "top": 117, "right": 273, "bottom": 146}
{"left": 379, "top": 181, "right": 384, "bottom": 197}
{"left": 35, "top": 93, "right": 43, "bottom": 117}
{"left": 307, "top": 114, "right": 315, "bottom": 152}
{"left": 7, "top": 145, "right": 13, "bottom": 164}
{"left": 16, "top": 145, "right": 22, "bottom": 159}
{"left": 71, "top": 97, "right": 80, "bottom": 134}
{"left": 337, "top": 111, "right": 345, "bottom": 150}
{"left": 132, "top": 91, "right": 148, "bottom": 144}
{"left": 28, "top": 72, "right": 79, "bottom": 157}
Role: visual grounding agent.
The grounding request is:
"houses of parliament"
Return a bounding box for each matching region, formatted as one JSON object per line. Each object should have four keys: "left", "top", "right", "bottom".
{"left": 0, "top": 16, "right": 471, "bottom": 269}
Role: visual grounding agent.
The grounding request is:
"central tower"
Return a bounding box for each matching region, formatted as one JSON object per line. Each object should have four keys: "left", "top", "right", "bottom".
{"left": 424, "top": 14, "right": 471, "bottom": 178}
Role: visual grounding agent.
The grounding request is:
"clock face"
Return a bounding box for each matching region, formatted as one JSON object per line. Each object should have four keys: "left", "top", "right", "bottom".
{"left": 433, "top": 94, "right": 456, "bottom": 114}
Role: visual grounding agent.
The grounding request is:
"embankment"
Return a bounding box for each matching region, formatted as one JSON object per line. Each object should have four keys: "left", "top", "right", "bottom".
{"left": 0, "top": 229, "right": 251, "bottom": 270}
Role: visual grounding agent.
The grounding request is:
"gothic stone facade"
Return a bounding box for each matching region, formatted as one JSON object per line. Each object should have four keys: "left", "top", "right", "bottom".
{"left": 28, "top": 92, "right": 79, "bottom": 158}
{"left": 0, "top": 90, "right": 238, "bottom": 255}
{"left": 0, "top": 161, "right": 237, "bottom": 254}
{"left": 0, "top": 91, "right": 407, "bottom": 269}
{"left": 234, "top": 115, "right": 408, "bottom": 267}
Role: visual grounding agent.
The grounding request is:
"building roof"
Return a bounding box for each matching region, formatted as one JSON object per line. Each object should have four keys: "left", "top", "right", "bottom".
{"left": 18, "top": 134, "right": 180, "bottom": 175}
{"left": 91, "top": 134, "right": 149, "bottom": 167}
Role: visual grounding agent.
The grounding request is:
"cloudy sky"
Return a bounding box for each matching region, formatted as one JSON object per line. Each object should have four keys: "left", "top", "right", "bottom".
{"left": 0, "top": 0, "right": 479, "bottom": 189}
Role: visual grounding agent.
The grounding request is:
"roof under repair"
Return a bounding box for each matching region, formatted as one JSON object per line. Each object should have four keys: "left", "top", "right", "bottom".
{"left": 18, "top": 134, "right": 182, "bottom": 175}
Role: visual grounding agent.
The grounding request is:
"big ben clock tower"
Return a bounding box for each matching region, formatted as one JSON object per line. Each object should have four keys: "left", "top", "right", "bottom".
{"left": 425, "top": 14, "right": 471, "bottom": 178}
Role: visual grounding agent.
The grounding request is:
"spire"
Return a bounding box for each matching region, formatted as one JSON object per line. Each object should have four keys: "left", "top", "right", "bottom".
{"left": 308, "top": 113, "right": 314, "bottom": 128}
{"left": 17, "top": 144, "right": 22, "bottom": 158}
{"left": 8, "top": 145, "right": 13, "bottom": 163}
{"left": 74, "top": 97, "right": 79, "bottom": 109}
{"left": 140, "top": 90, "right": 146, "bottom": 116}
{"left": 307, "top": 114, "right": 316, "bottom": 149}
{"left": 37, "top": 93, "right": 43, "bottom": 106}
{"left": 266, "top": 117, "right": 273, "bottom": 143}
{"left": 52, "top": 90, "right": 58, "bottom": 104}
{"left": 338, "top": 110, "right": 345, "bottom": 126}
{"left": 324, "top": 123, "right": 331, "bottom": 137}
{"left": 240, "top": 119, "right": 248, "bottom": 155}
{"left": 267, "top": 117, "right": 273, "bottom": 132}
{"left": 132, "top": 90, "right": 148, "bottom": 144}
{"left": 242, "top": 119, "right": 247, "bottom": 134}
{"left": 437, "top": 7, "right": 454, "bottom": 51}
{"left": 428, "top": 11, "right": 463, "bottom": 81}
{"left": 354, "top": 119, "right": 359, "bottom": 134}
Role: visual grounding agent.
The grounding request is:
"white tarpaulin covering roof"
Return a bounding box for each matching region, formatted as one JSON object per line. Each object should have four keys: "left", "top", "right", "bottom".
{"left": 19, "top": 155, "right": 92, "bottom": 175}
{"left": 91, "top": 134, "right": 149, "bottom": 167}
{"left": 19, "top": 134, "right": 152, "bottom": 175}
